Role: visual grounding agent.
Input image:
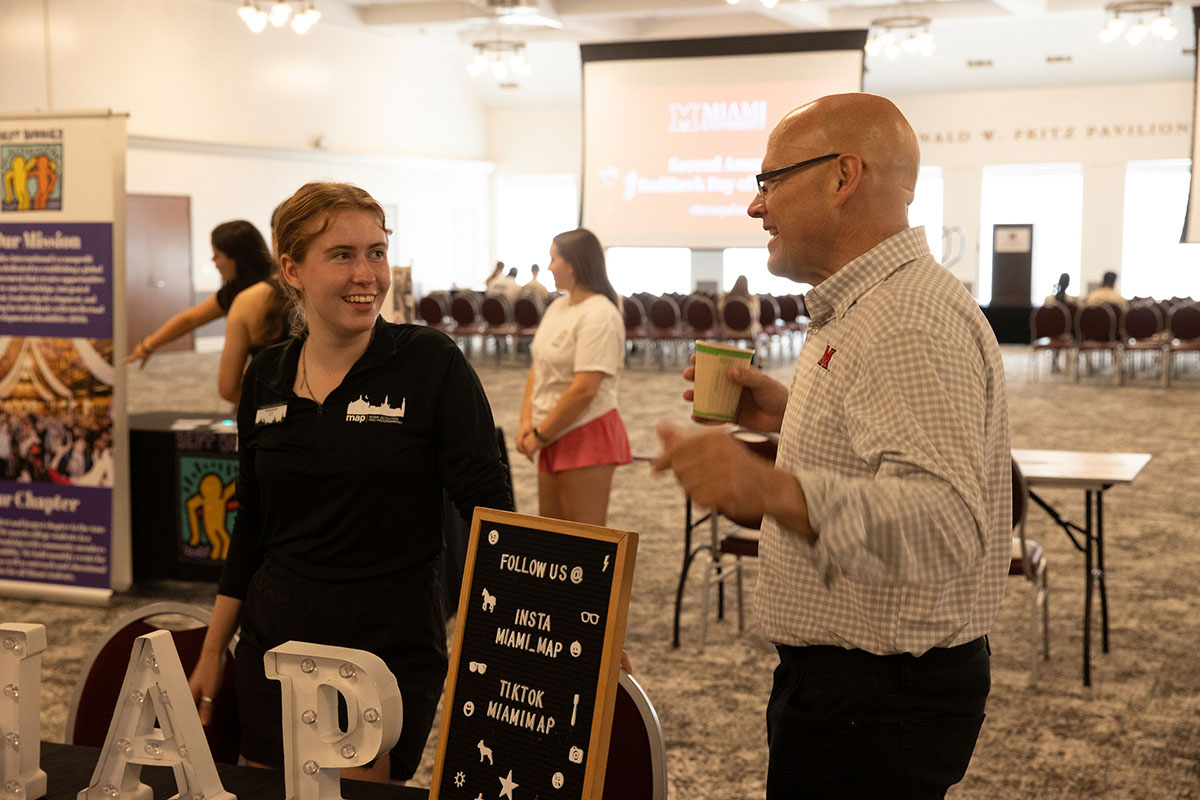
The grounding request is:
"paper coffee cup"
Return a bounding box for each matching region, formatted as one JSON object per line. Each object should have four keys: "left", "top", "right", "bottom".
{"left": 693, "top": 341, "right": 755, "bottom": 421}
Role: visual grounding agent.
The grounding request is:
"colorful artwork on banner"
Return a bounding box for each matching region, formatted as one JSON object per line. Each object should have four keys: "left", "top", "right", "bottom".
{"left": 177, "top": 455, "right": 238, "bottom": 563}
{"left": 1, "top": 144, "right": 62, "bottom": 212}
{"left": 0, "top": 221, "right": 115, "bottom": 589}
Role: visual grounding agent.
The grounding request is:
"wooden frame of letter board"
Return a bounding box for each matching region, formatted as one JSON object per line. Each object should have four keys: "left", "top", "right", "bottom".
{"left": 429, "top": 508, "right": 638, "bottom": 800}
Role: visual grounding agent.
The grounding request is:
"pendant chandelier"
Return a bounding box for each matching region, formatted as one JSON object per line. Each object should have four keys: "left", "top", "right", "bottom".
{"left": 237, "top": 1, "right": 321, "bottom": 35}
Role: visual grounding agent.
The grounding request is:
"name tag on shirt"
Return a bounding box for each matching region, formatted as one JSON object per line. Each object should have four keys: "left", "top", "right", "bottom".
{"left": 255, "top": 403, "right": 288, "bottom": 426}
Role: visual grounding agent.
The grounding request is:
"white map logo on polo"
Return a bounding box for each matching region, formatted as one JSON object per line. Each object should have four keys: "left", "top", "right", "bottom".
{"left": 345, "top": 394, "right": 405, "bottom": 424}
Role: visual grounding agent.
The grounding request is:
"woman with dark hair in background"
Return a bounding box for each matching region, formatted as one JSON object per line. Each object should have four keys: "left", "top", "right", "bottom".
{"left": 124, "top": 220, "right": 275, "bottom": 366}
{"left": 216, "top": 269, "right": 290, "bottom": 403}
{"left": 515, "top": 228, "right": 631, "bottom": 525}
{"left": 1046, "top": 272, "right": 1077, "bottom": 306}
{"left": 187, "top": 181, "right": 512, "bottom": 784}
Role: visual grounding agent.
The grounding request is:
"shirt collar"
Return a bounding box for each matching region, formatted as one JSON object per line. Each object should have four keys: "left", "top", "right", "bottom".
{"left": 264, "top": 316, "right": 394, "bottom": 395}
{"left": 804, "top": 227, "right": 931, "bottom": 327}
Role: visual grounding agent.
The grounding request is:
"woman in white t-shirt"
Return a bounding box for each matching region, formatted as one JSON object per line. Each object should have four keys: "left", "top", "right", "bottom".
{"left": 515, "top": 228, "right": 632, "bottom": 525}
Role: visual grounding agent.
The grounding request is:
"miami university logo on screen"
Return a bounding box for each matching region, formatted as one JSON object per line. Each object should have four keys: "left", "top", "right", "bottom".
{"left": 667, "top": 101, "right": 768, "bottom": 133}
{"left": 818, "top": 345, "right": 837, "bottom": 370}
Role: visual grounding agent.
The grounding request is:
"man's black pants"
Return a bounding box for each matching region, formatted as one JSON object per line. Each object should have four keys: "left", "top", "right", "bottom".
{"left": 766, "top": 637, "right": 990, "bottom": 799}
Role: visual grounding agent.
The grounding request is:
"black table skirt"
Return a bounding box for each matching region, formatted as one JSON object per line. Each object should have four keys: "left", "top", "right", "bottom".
{"left": 41, "top": 741, "right": 428, "bottom": 799}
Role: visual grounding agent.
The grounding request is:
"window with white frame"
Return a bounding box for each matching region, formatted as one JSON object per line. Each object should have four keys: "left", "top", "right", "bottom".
{"left": 605, "top": 247, "right": 692, "bottom": 297}
{"left": 910, "top": 165, "right": 944, "bottom": 263}
{"left": 720, "top": 248, "right": 806, "bottom": 295}
{"left": 979, "top": 163, "right": 1083, "bottom": 306}
{"left": 1122, "top": 159, "right": 1200, "bottom": 300}
{"left": 495, "top": 174, "right": 578, "bottom": 290}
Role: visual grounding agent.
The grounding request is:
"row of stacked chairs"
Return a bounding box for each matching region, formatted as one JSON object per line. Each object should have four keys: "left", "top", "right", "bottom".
{"left": 622, "top": 291, "right": 809, "bottom": 367}
{"left": 415, "top": 289, "right": 811, "bottom": 367}
{"left": 416, "top": 290, "right": 546, "bottom": 361}
{"left": 1029, "top": 297, "right": 1200, "bottom": 385}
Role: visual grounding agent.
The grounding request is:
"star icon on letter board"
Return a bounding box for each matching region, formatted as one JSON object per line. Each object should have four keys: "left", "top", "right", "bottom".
{"left": 499, "top": 768, "right": 519, "bottom": 799}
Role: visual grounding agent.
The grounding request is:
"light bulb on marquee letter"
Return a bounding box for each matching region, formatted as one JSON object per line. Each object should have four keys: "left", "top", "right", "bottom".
{"left": 264, "top": 642, "right": 401, "bottom": 800}
{"left": 0, "top": 624, "right": 46, "bottom": 800}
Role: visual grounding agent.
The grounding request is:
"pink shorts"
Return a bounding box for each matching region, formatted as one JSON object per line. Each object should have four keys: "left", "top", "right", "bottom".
{"left": 538, "top": 409, "right": 633, "bottom": 474}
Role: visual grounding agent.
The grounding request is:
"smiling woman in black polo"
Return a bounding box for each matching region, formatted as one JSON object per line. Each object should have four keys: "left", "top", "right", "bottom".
{"left": 187, "top": 181, "right": 512, "bottom": 784}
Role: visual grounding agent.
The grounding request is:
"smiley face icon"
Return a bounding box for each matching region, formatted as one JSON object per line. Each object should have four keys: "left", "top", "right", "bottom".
{"left": 488, "top": 529, "right": 499, "bottom": 546}
{"left": 570, "top": 640, "right": 582, "bottom": 658}
{"left": 463, "top": 701, "right": 475, "bottom": 717}
{"left": 552, "top": 772, "right": 565, "bottom": 789}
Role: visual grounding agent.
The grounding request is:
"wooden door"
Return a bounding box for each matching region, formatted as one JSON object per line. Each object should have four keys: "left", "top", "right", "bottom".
{"left": 126, "top": 194, "right": 193, "bottom": 353}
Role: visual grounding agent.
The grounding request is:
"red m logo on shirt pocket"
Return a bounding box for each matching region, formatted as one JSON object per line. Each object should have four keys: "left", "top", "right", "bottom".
{"left": 817, "top": 345, "right": 837, "bottom": 370}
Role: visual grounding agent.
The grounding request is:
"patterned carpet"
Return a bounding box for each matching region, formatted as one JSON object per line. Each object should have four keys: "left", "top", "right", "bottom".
{"left": 3, "top": 337, "right": 1198, "bottom": 798}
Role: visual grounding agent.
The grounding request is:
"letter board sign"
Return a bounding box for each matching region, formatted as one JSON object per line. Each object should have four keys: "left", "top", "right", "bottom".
{"left": 430, "top": 508, "right": 637, "bottom": 800}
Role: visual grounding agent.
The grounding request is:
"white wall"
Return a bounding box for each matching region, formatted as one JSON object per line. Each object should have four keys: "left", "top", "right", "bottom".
{"left": 890, "top": 82, "right": 1191, "bottom": 298}
{"left": 486, "top": 108, "right": 581, "bottom": 175}
{"left": 127, "top": 141, "right": 494, "bottom": 301}
{"left": 0, "top": 0, "right": 495, "bottom": 307}
{"left": 485, "top": 108, "right": 582, "bottom": 266}
{"left": 0, "top": 0, "right": 488, "bottom": 160}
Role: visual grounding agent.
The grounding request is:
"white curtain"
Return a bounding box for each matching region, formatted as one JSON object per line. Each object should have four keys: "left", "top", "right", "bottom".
{"left": 30, "top": 340, "right": 73, "bottom": 397}
{"left": 72, "top": 338, "right": 115, "bottom": 386}
{"left": 0, "top": 340, "right": 31, "bottom": 399}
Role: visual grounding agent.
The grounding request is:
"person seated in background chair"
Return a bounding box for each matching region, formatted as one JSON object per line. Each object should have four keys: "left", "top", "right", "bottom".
{"left": 484, "top": 260, "right": 505, "bottom": 291}
{"left": 523, "top": 263, "right": 551, "bottom": 304}
{"left": 1085, "top": 271, "right": 1127, "bottom": 310}
{"left": 489, "top": 267, "right": 523, "bottom": 304}
{"left": 718, "top": 274, "right": 761, "bottom": 341}
{"left": 1044, "top": 272, "right": 1077, "bottom": 307}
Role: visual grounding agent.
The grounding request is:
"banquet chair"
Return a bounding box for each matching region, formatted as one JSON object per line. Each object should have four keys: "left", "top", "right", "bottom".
{"left": 698, "top": 432, "right": 776, "bottom": 651}
{"left": 67, "top": 602, "right": 241, "bottom": 764}
{"left": 682, "top": 293, "right": 719, "bottom": 342}
{"left": 1163, "top": 302, "right": 1200, "bottom": 387}
{"left": 757, "top": 295, "right": 782, "bottom": 362}
{"left": 773, "top": 293, "right": 808, "bottom": 355}
{"left": 481, "top": 294, "right": 517, "bottom": 362}
{"left": 417, "top": 292, "right": 454, "bottom": 335}
{"left": 1028, "top": 302, "right": 1073, "bottom": 381}
{"left": 1119, "top": 302, "right": 1166, "bottom": 382}
{"left": 1010, "top": 459, "right": 1050, "bottom": 685}
{"left": 718, "top": 297, "right": 756, "bottom": 346}
{"left": 1074, "top": 303, "right": 1123, "bottom": 384}
{"left": 512, "top": 294, "right": 543, "bottom": 357}
{"left": 647, "top": 296, "right": 685, "bottom": 368}
{"left": 601, "top": 672, "right": 668, "bottom": 800}
{"left": 450, "top": 293, "right": 485, "bottom": 355}
{"left": 621, "top": 295, "right": 651, "bottom": 367}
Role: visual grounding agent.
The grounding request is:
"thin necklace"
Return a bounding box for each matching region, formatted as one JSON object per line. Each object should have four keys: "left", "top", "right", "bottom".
{"left": 299, "top": 340, "right": 316, "bottom": 402}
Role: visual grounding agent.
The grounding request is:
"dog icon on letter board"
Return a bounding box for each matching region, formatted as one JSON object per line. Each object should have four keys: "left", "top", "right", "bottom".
{"left": 477, "top": 739, "right": 494, "bottom": 764}
{"left": 481, "top": 588, "right": 497, "bottom": 612}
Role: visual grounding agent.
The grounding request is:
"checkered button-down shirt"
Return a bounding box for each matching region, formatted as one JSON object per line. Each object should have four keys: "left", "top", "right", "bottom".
{"left": 757, "top": 227, "right": 1011, "bottom": 656}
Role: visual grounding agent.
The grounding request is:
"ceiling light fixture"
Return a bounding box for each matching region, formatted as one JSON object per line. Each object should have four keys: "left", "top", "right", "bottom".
{"left": 865, "top": 15, "right": 935, "bottom": 59}
{"left": 237, "top": 1, "right": 320, "bottom": 35}
{"left": 467, "top": 38, "right": 531, "bottom": 84}
{"left": 1098, "top": 1, "right": 1176, "bottom": 44}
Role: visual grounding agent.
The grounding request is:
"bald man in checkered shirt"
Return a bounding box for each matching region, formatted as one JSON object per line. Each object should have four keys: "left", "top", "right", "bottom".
{"left": 655, "top": 93, "right": 1011, "bottom": 799}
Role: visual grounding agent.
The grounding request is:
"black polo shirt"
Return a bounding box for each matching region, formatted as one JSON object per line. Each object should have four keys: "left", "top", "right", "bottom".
{"left": 219, "top": 317, "right": 512, "bottom": 599}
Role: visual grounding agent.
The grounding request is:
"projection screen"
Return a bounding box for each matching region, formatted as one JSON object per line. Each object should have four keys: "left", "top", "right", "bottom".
{"left": 580, "top": 32, "right": 867, "bottom": 249}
